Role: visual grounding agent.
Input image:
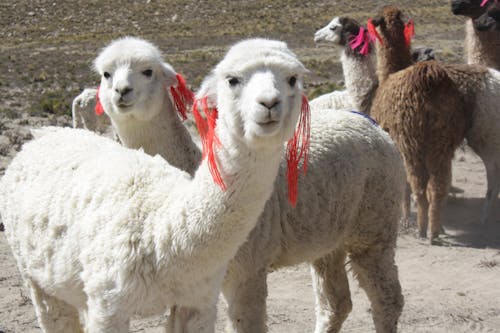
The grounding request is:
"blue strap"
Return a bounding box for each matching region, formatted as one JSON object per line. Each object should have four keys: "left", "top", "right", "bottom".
{"left": 350, "top": 111, "right": 378, "bottom": 126}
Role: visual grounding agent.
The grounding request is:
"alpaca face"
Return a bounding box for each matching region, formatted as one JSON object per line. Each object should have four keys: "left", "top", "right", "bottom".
{"left": 451, "top": 0, "right": 488, "bottom": 18}
{"left": 94, "top": 37, "right": 178, "bottom": 122}
{"left": 371, "top": 6, "right": 408, "bottom": 46}
{"left": 314, "top": 17, "right": 363, "bottom": 47}
{"left": 314, "top": 17, "right": 343, "bottom": 44}
{"left": 200, "top": 39, "right": 308, "bottom": 149}
{"left": 474, "top": 2, "right": 500, "bottom": 30}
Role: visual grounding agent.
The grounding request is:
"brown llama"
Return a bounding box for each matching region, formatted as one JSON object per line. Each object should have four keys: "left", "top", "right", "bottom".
{"left": 369, "top": 5, "right": 468, "bottom": 243}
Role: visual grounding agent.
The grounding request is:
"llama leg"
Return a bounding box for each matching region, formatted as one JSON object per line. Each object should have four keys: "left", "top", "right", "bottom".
{"left": 84, "top": 297, "right": 129, "bottom": 333}
{"left": 310, "top": 250, "right": 352, "bottom": 333}
{"left": 427, "top": 162, "right": 452, "bottom": 243}
{"left": 223, "top": 267, "right": 268, "bottom": 333}
{"left": 481, "top": 161, "right": 499, "bottom": 224}
{"left": 165, "top": 305, "right": 217, "bottom": 333}
{"left": 349, "top": 245, "right": 403, "bottom": 333}
{"left": 407, "top": 170, "right": 429, "bottom": 238}
{"left": 28, "top": 280, "right": 84, "bottom": 333}
{"left": 401, "top": 183, "right": 412, "bottom": 228}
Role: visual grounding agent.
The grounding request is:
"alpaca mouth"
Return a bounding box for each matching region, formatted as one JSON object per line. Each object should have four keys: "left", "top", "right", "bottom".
{"left": 117, "top": 102, "right": 133, "bottom": 109}
{"left": 258, "top": 119, "right": 279, "bottom": 126}
{"left": 257, "top": 119, "right": 280, "bottom": 133}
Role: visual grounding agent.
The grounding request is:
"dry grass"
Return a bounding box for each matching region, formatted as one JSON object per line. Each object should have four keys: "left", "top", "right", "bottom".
{"left": 0, "top": 0, "right": 467, "bottom": 117}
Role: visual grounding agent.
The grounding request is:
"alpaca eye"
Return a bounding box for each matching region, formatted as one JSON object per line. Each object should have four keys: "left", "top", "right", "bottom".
{"left": 103, "top": 72, "right": 111, "bottom": 79}
{"left": 142, "top": 69, "right": 153, "bottom": 77}
{"left": 228, "top": 77, "right": 240, "bottom": 87}
{"left": 288, "top": 76, "right": 297, "bottom": 87}
{"left": 330, "top": 26, "right": 337, "bottom": 31}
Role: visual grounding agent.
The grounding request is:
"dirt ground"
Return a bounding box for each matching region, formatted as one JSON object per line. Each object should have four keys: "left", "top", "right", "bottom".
{"left": 1, "top": 144, "right": 499, "bottom": 332}
{"left": 1, "top": 0, "right": 500, "bottom": 332}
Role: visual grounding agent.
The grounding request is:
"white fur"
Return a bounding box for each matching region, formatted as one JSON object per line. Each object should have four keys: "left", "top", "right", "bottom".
{"left": 311, "top": 17, "right": 378, "bottom": 113}
{"left": 222, "top": 109, "right": 406, "bottom": 333}
{"left": 0, "top": 38, "right": 307, "bottom": 333}
{"left": 463, "top": 68, "right": 500, "bottom": 223}
{"left": 167, "top": 28, "right": 406, "bottom": 332}
{"left": 71, "top": 88, "right": 112, "bottom": 134}
{"left": 94, "top": 36, "right": 201, "bottom": 176}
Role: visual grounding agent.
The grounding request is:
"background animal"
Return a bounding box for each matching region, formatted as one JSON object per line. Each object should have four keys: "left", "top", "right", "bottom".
{"left": 451, "top": 0, "right": 500, "bottom": 69}
{"left": 369, "top": 5, "right": 468, "bottom": 243}
{"left": 93, "top": 37, "right": 201, "bottom": 176}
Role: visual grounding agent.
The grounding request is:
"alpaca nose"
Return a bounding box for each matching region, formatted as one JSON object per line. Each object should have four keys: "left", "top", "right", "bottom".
{"left": 259, "top": 98, "right": 280, "bottom": 110}
{"left": 115, "top": 86, "right": 133, "bottom": 97}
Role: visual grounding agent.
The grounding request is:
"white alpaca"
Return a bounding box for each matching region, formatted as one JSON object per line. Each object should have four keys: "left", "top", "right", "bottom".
{"left": 71, "top": 88, "right": 111, "bottom": 134}
{"left": 447, "top": 65, "right": 500, "bottom": 224}
{"left": 0, "top": 38, "right": 310, "bottom": 333}
{"left": 451, "top": 0, "right": 500, "bottom": 70}
{"left": 311, "top": 17, "right": 378, "bottom": 113}
{"left": 220, "top": 108, "right": 405, "bottom": 333}
{"left": 94, "top": 37, "right": 201, "bottom": 176}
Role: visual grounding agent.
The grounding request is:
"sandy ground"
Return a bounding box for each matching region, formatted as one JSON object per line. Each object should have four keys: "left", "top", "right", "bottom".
{"left": 0, "top": 114, "right": 499, "bottom": 332}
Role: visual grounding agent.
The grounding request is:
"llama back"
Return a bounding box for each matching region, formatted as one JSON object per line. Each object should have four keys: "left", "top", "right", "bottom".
{"left": 0, "top": 128, "right": 189, "bottom": 288}
{"left": 372, "top": 61, "right": 467, "bottom": 163}
{"left": 251, "top": 109, "right": 405, "bottom": 267}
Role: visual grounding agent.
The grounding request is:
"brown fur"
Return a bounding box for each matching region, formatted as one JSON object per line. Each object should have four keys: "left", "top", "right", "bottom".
{"left": 370, "top": 6, "right": 468, "bottom": 241}
{"left": 372, "top": 6, "right": 413, "bottom": 83}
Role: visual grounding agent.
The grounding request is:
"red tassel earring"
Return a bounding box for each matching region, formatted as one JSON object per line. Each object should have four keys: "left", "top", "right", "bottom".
{"left": 404, "top": 19, "right": 415, "bottom": 48}
{"left": 286, "top": 94, "right": 311, "bottom": 206}
{"left": 95, "top": 86, "right": 105, "bottom": 116}
{"left": 349, "top": 27, "right": 372, "bottom": 56}
{"left": 367, "top": 19, "right": 384, "bottom": 46}
{"left": 192, "top": 96, "right": 226, "bottom": 190}
{"left": 169, "top": 73, "right": 194, "bottom": 121}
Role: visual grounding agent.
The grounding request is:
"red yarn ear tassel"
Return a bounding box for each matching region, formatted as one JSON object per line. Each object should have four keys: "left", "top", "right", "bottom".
{"left": 170, "top": 73, "right": 194, "bottom": 121}
{"left": 192, "top": 96, "right": 226, "bottom": 190}
{"left": 404, "top": 19, "right": 415, "bottom": 48}
{"left": 286, "top": 94, "right": 311, "bottom": 207}
{"left": 349, "top": 27, "right": 371, "bottom": 56}
{"left": 367, "top": 19, "right": 384, "bottom": 46}
{"left": 95, "top": 85, "right": 104, "bottom": 116}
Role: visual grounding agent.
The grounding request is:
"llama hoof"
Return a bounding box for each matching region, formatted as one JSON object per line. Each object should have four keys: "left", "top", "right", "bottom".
{"left": 0, "top": 222, "right": 4, "bottom": 232}
{"left": 429, "top": 234, "right": 444, "bottom": 246}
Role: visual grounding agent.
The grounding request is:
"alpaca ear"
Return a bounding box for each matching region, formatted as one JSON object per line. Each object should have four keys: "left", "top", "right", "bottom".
{"left": 161, "top": 62, "right": 178, "bottom": 88}
{"left": 196, "top": 72, "right": 218, "bottom": 109}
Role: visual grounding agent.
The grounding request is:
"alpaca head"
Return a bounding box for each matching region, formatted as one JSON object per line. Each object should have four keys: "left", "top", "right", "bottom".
{"left": 411, "top": 47, "right": 436, "bottom": 62}
{"left": 474, "top": 2, "right": 500, "bottom": 30}
{"left": 93, "top": 37, "right": 190, "bottom": 123}
{"left": 368, "top": 6, "right": 414, "bottom": 49}
{"left": 194, "top": 38, "right": 310, "bottom": 204}
{"left": 314, "top": 17, "right": 372, "bottom": 56}
{"left": 451, "top": 0, "right": 495, "bottom": 19}
{"left": 196, "top": 38, "right": 308, "bottom": 149}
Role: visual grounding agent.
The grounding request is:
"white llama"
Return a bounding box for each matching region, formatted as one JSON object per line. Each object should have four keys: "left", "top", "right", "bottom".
{"left": 0, "top": 38, "right": 310, "bottom": 333}
{"left": 94, "top": 37, "right": 201, "bottom": 176}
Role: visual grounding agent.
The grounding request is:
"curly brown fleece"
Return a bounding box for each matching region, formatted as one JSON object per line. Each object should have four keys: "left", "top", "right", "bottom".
{"left": 369, "top": 5, "right": 468, "bottom": 241}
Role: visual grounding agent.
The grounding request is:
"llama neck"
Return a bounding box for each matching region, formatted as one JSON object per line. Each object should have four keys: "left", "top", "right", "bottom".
{"left": 341, "top": 50, "right": 378, "bottom": 113}
{"left": 376, "top": 42, "right": 413, "bottom": 83}
{"left": 112, "top": 98, "right": 201, "bottom": 176}
{"left": 464, "top": 19, "right": 500, "bottom": 70}
{"left": 158, "top": 124, "right": 284, "bottom": 276}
